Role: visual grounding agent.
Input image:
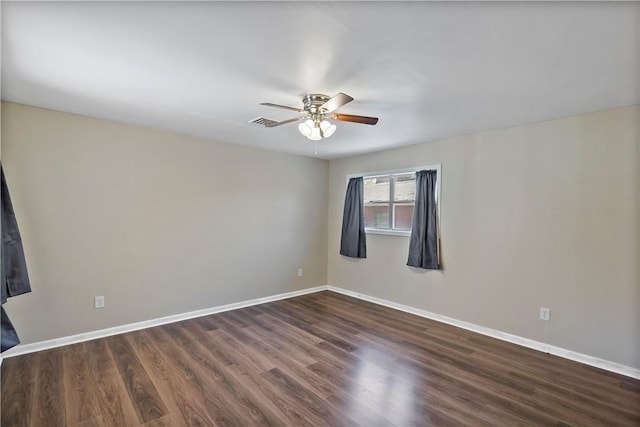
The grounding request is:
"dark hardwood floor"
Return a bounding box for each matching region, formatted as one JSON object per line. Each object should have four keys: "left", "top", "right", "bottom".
{"left": 2, "top": 291, "right": 639, "bottom": 426}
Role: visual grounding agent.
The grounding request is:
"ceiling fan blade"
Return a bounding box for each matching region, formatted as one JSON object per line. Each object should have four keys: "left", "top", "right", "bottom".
{"left": 332, "top": 113, "right": 379, "bottom": 125}
{"left": 267, "top": 116, "right": 306, "bottom": 127}
{"left": 320, "top": 93, "right": 354, "bottom": 113}
{"left": 259, "top": 102, "right": 304, "bottom": 113}
{"left": 249, "top": 116, "right": 305, "bottom": 127}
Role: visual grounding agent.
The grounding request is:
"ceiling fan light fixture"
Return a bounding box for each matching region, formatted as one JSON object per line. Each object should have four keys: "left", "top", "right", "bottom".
{"left": 307, "top": 126, "right": 322, "bottom": 141}
{"left": 298, "top": 119, "right": 313, "bottom": 137}
{"left": 320, "top": 120, "right": 336, "bottom": 138}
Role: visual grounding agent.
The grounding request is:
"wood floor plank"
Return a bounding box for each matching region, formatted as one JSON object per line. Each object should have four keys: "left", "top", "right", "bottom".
{"left": 204, "top": 314, "right": 255, "bottom": 345}
{"left": 260, "top": 367, "right": 358, "bottom": 426}
{"left": 30, "top": 349, "right": 66, "bottom": 427}
{"left": 131, "top": 329, "right": 219, "bottom": 427}
{"left": 0, "top": 352, "right": 37, "bottom": 427}
{"left": 2, "top": 290, "right": 639, "bottom": 426}
{"left": 77, "top": 414, "right": 104, "bottom": 426}
{"left": 325, "top": 392, "right": 397, "bottom": 427}
{"left": 245, "top": 323, "right": 319, "bottom": 368}
{"left": 255, "top": 311, "right": 324, "bottom": 345}
{"left": 224, "top": 361, "right": 319, "bottom": 426}
{"left": 106, "top": 334, "right": 168, "bottom": 424}
{"left": 206, "top": 327, "right": 276, "bottom": 373}
{"left": 83, "top": 338, "right": 140, "bottom": 427}
{"left": 147, "top": 326, "right": 244, "bottom": 426}
{"left": 241, "top": 326, "right": 338, "bottom": 398}
{"left": 62, "top": 344, "right": 102, "bottom": 425}
{"left": 142, "top": 413, "right": 190, "bottom": 427}
{"left": 158, "top": 322, "right": 284, "bottom": 426}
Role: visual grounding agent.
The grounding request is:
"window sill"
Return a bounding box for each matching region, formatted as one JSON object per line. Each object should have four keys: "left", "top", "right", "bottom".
{"left": 365, "top": 229, "right": 411, "bottom": 237}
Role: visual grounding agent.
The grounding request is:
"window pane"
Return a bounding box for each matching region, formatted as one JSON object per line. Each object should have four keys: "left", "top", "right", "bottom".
{"left": 364, "top": 176, "right": 390, "bottom": 204}
{"left": 365, "top": 204, "right": 389, "bottom": 229}
{"left": 394, "top": 204, "right": 414, "bottom": 230}
{"left": 394, "top": 173, "right": 416, "bottom": 202}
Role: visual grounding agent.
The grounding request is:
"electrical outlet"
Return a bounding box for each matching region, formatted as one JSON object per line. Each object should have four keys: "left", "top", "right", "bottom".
{"left": 539, "top": 307, "right": 550, "bottom": 321}
{"left": 297, "top": 268, "right": 303, "bottom": 277}
{"left": 95, "top": 296, "right": 105, "bottom": 309}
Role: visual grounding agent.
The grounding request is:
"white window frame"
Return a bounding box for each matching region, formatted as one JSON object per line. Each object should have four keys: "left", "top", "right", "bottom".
{"left": 347, "top": 164, "right": 441, "bottom": 237}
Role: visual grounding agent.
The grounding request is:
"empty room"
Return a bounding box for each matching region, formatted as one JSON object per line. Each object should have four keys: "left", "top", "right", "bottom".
{"left": 1, "top": 1, "right": 639, "bottom": 426}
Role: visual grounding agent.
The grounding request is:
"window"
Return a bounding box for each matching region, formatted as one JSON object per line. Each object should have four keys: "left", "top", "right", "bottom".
{"left": 357, "top": 166, "right": 440, "bottom": 236}
{"left": 364, "top": 173, "right": 415, "bottom": 233}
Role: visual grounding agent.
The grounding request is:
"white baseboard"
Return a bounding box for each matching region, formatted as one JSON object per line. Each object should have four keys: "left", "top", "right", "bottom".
{"left": 3, "top": 284, "right": 638, "bottom": 380}
{"left": 1, "top": 285, "right": 329, "bottom": 361}
{"left": 327, "top": 286, "right": 640, "bottom": 380}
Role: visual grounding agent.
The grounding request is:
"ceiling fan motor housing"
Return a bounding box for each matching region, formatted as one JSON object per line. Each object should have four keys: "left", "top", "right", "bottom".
{"left": 303, "top": 94, "right": 331, "bottom": 117}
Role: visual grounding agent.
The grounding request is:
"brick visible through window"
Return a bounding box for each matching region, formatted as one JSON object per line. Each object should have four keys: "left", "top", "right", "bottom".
{"left": 363, "top": 173, "right": 416, "bottom": 231}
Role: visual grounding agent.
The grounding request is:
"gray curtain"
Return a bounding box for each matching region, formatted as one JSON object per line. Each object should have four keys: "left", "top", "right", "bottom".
{"left": 407, "top": 169, "right": 440, "bottom": 269}
{"left": 1, "top": 163, "right": 32, "bottom": 352}
{"left": 340, "top": 177, "right": 366, "bottom": 258}
{"left": 1, "top": 307, "right": 20, "bottom": 353}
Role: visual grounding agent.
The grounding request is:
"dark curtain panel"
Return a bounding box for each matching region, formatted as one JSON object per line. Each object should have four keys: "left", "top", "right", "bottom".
{"left": 340, "top": 177, "right": 366, "bottom": 258}
{"left": 407, "top": 169, "right": 440, "bottom": 269}
{"left": 1, "top": 307, "right": 20, "bottom": 352}
{"left": 1, "top": 163, "right": 32, "bottom": 352}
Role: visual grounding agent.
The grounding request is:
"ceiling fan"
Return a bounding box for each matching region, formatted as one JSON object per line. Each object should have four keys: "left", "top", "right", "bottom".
{"left": 250, "top": 93, "right": 378, "bottom": 141}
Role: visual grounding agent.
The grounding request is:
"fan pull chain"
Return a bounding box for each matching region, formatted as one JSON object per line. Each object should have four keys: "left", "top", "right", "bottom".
{"left": 314, "top": 140, "right": 318, "bottom": 155}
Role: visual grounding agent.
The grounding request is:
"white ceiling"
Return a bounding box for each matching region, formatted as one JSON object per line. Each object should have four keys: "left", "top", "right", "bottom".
{"left": 2, "top": 1, "right": 638, "bottom": 160}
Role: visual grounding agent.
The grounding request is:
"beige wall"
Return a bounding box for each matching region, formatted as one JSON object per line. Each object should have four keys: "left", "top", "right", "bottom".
{"left": 1, "top": 102, "right": 328, "bottom": 345}
{"left": 328, "top": 106, "right": 639, "bottom": 368}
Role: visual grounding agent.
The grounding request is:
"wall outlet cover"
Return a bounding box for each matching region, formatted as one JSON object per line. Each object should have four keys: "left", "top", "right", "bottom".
{"left": 539, "top": 307, "right": 550, "bottom": 321}
{"left": 95, "top": 296, "right": 105, "bottom": 309}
